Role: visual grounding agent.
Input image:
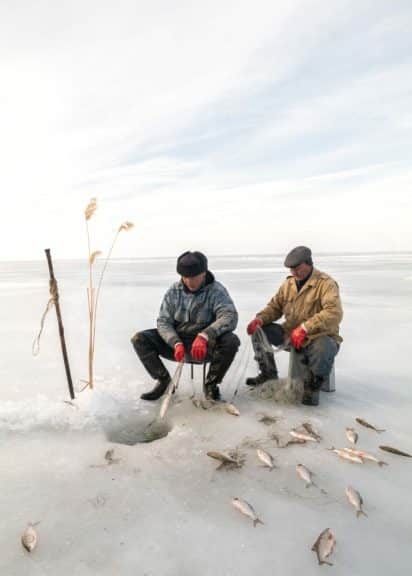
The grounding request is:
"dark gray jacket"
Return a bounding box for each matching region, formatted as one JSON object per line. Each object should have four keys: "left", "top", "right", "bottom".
{"left": 157, "top": 271, "right": 238, "bottom": 347}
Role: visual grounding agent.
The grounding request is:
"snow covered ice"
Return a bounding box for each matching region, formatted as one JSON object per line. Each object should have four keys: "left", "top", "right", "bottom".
{"left": 0, "top": 253, "right": 411, "bottom": 575}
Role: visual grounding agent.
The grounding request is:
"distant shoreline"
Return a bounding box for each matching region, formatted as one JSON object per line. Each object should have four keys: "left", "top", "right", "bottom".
{"left": 1, "top": 251, "right": 411, "bottom": 264}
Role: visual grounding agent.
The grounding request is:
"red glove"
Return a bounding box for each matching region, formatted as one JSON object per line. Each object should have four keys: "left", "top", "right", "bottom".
{"left": 247, "top": 317, "right": 263, "bottom": 335}
{"left": 290, "top": 325, "right": 307, "bottom": 350}
{"left": 191, "top": 335, "right": 208, "bottom": 361}
{"left": 174, "top": 343, "right": 185, "bottom": 362}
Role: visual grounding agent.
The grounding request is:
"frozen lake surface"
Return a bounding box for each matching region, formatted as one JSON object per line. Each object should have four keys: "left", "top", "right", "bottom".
{"left": 0, "top": 253, "right": 411, "bottom": 575}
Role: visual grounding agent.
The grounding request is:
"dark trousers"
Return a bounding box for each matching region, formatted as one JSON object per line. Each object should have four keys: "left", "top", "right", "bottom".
{"left": 131, "top": 329, "right": 240, "bottom": 386}
{"left": 252, "top": 323, "right": 339, "bottom": 380}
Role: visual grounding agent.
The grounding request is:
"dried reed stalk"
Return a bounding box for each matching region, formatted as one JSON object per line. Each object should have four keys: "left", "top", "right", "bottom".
{"left": 84, "top": 198, "right": 133, "bottom": 389}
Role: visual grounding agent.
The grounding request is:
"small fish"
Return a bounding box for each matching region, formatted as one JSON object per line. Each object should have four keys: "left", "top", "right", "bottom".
{"left": 192, "top": 397, "right": 202, "bottom": 408}
{"left": 312, "top": 528, "right": 336, "bottom": 566}
{"left": 256, "top": 448, "right": 276, "bottom": 470}
{"left": 281, "top": 438, "right": 307, "bottom": 448}
{"left": 328, "top": 447, "right": 364, "bottom": 464}
{"left": 21, "top": 523, "right": 38, "bottom": 552}
{"left": 290, "top": 430, "right": 319, "bottom": 443}
{"left": 207, "top": 451, "right": 238, "bottom": 465}
{"left": 104, "top": 449, "right": 120, "bottom": 465}
{"left": 296, "top": 464, "right": 327, "bottom": 494}
{"left": 225, "top": 403, "right": 240, "bottom": 416}
{"left": 356, "top": 418, "right": 385, "bottom": 433}
{"left": 269, "top": 432, "right": 281, "bottom": 446}
{"left": 345, "top": 486, "right": 367, "bottom": 518}
{"left": 345, "top": 427, "right": 358, "bottom": 445}
{"left": 231, "top": 497, "right": 263, "bottom": 527}
{"left": 302, "top": 422, "right": 322, "bottom": 441}
{"left": 343, "top": 448, "right": 387, "bottom": 467}
{"left": 379, "top": 445, "right": 412, "bottom": 458}
{"left": 258, "top": 413, "right": 278, "bottom": 425}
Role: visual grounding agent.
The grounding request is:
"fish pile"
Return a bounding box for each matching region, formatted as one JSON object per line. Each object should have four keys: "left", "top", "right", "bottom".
{"left": 205, "top": 411, "right": 410, "bottom": 569}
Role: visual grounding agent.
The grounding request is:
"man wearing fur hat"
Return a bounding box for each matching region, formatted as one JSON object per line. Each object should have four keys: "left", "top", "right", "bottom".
{"left": 246, "top": 246, "right": 343, "bottom": 406}
{"left": 132, "top": 251, "right": 240, "bottom": 402}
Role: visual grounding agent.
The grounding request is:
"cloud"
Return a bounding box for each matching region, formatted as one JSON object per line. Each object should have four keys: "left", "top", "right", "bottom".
{"left": 0, "top": 0, "right": 411, "bottom": 259}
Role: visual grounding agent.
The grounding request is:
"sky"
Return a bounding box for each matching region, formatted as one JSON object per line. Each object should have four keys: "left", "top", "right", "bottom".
{"left": 0, "top": 0, "right": 411, "bottom": 260}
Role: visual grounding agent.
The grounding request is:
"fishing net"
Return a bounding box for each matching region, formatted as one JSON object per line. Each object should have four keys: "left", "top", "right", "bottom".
{"left": 249, "top": 376, "right": 304, "bottom": 404}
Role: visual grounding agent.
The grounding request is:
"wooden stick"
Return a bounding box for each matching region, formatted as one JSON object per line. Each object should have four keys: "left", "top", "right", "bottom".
{"left": 45, "top": 249, "right": 75, "bottom": 400}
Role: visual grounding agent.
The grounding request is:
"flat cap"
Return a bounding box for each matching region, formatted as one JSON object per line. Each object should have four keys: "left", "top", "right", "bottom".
{"left": 284, "top": 246, "right": 312, "bottom": 268}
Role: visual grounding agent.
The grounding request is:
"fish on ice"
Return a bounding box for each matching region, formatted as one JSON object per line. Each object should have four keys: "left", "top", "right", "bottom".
{"left": 256, "top": 448, "right": 276, "bottom": 470}
{"left": 379, "top": 445, "right": 412, "bottom": 458}
{"left": 312, "top": 528, "right": 336, "bottom": 566}
{"left": 296, "top": 464, "right": 327, "bottom": 494}
{"left": 343, "top": 448, "right": 387, "bottom": 467}
{"left": 345, "top": 486, "right": 367, "bottom": 518}
{"left": 290, "top": 429, "right": 319, "bottom": 443}
{"left": 328, "top": 447, "right": 364, "bottom": 464}
{"left": 21, "top": 523, "right": 38, "bottom": 552}
{"left": 231, "top": 497, "right": 263, "bottom": 527}
{"left": 345, "top": 427, "right": 358, "bottom": 444}
{"left": 355, "top": 418, "right": 385, "bottom": 433}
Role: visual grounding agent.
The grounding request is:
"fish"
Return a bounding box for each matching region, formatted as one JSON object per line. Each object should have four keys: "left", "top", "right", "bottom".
{"left": 281, "top": 438, "right": 307, "bottom": 448}
{"left": 345, "top": 427, "right": 358, "bottom": 445}
{"left": 225, "top": 403, "right": 240, "bottom": 416}
{"left": 343, "top": 448, "right": 387, "bottom": 467}
{"left": 290, "top": 429, "right": 319, "bottom": 443}
{"left": 104, "top": 449, "right": 120, "bottom": 465}
{"left": 296, "top": 464, "right": 327, "bottom": 494}
{"left": 312, "top": 528, "right": 336, "bottom": 566}
{"left": 231, "top": 497, "right": 263, "bottom": 527}
{"left": 269, "top": 432, "right": 281, "bottom": 446}
{"left": 256, "top": 448, "right": 276, "bottom": 470}
{"left": 345, "top": 486, "right": 367, "bottom": 518}
{"left": 258, "top": 413, "right": 278, "bottom": 425}
{"left": 207, "top": 451, "right": 238, "bottom": 465}
{"left": 302, "top": 422, "right": 322, "bottom": 441}
{"left": 207, "top": 450, "right": 244, "bottom": 470}
{"left": 355, "top": 418, "right": 385, "bottom": 433}
{"left": 192, "top": 397, "right": 202, "bottom": 408}
{"left": 21, "top": 523, "right": 38, "bottom": 552}
{"left": 328, "top": 447, "right": 364, "bottom": 464}
{"left": 379, "top": 445, "right": 412, "bottom": 458}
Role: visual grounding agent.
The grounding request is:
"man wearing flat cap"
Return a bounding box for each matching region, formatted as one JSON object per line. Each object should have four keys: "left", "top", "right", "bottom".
{"left": 131, "top": 251, "right": 240, "bottom": 401}
{"left": 246, "top": 246, "right": 343, "bottom": 406}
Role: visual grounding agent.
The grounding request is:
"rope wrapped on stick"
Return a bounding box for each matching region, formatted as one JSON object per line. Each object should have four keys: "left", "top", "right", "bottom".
{"left": 32, "top": 277, "right": 58, "bottom": 356}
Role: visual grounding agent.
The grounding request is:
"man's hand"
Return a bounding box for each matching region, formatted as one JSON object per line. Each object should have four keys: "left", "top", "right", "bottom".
{"left": 247, "top": 317, "right": 263, "bottom": 335}
{"left": 290, "top": 325, "right": 307, "bottom": 350}
{"left": 191, "top": 335, "right": 208, "bottom": 361}
{"left": 174, "top": 343, "right": 185, "bottom": 362}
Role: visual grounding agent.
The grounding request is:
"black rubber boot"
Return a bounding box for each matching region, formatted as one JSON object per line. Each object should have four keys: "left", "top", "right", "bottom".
{"left": 301, "top": 374, "right": 322, "bottom": 406}
{"left": 140, "top": 377, "right": 171, "bottom": 401}
{"left": 246, "top": 371, "right": 278, "bottom": 387}
{"left": 302, "top": 388, "right": 320, "bottom": 406}
{"left": 205, "top": 383, "right": 221, "bottom": 401}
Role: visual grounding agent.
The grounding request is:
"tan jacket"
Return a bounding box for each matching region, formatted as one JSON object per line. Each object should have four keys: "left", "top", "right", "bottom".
{"left": 257, "top": 268, "right": 343, "bottom": 345}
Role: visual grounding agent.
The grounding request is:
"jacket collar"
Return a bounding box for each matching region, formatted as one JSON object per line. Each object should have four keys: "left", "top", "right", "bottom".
{"left": 287, "top": 268, "right": 320, "bottom": 295}
{"left": 181, "top": 270, "right": 215, "bottom": 294}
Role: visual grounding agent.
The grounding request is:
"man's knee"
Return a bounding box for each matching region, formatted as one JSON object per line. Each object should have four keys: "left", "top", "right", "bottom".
{"left": 310, "top": 335, "right": 338, "bottom": 358}
{"left": 216, "top": 332, "right": 241, "bottom": 353}
{"left": 262, "top": 323, "right": 284, "bottom": 347}
{"left": 306, "top": 336, "right": 338, "bottom": 377}
{"left": 131, "top": 329, "right": 154, "bottom": 351}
